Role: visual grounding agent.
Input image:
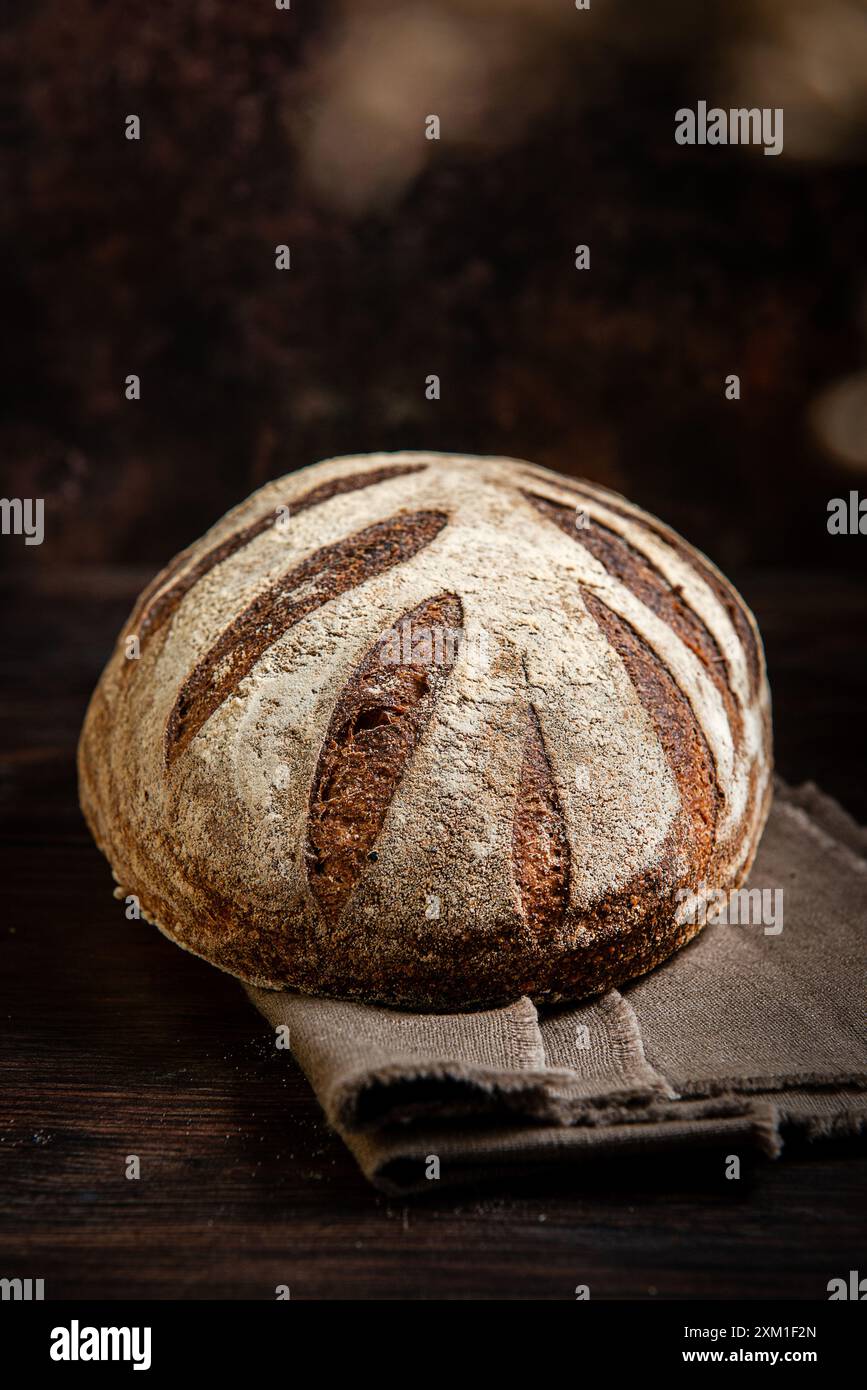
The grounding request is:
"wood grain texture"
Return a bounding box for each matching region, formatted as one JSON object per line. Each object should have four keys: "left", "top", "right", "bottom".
{"left": 0, "top": 566, "right": 865, "bottom": 1300}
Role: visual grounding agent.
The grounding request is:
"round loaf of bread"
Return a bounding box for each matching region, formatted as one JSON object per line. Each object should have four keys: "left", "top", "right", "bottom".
{"left": 78, "top": 452, "right": 772, "bottom": 1010}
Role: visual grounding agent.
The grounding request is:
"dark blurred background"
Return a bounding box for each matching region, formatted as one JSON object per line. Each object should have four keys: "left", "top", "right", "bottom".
{"left": 1, "top": 0, "right": 866, "bottom": 811}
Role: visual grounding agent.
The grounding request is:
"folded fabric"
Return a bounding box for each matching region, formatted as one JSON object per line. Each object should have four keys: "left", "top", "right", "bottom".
{"left": 246, "top": 781, "right": 867, "bottom": 1194}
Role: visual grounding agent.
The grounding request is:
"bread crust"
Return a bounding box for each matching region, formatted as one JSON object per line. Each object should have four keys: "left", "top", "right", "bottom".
{"left": 78, "top": 452, "right": 773, "bottom": 1010}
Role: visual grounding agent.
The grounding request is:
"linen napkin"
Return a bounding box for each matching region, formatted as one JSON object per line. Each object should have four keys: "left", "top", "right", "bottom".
{"left": 246, "top": 781, "right": 867, "bottom": 1194}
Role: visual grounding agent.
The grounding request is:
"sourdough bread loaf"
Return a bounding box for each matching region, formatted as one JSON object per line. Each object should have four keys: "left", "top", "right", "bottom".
{"left": 78, "top": 452, "right": 773, "bottom": 1010}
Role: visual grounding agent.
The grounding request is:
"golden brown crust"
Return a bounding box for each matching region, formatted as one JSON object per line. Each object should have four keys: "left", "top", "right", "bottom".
{"left": 77, "top": 452, "right": 773, "bottom": 1011}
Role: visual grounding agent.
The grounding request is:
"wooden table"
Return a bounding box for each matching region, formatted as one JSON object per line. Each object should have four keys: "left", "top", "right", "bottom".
{"left": 1, "top": 564, "right": 864, "bottom": 1299}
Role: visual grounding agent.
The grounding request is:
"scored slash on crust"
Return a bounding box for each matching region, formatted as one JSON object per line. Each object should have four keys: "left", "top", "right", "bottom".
{"left": 305, "top": 593, "right": 464, "bottom": 921}
{"left": 125, "top": 463, "right": 426, "bottom": 655}
{"left": 163, "top": 510, "right": 449, "bottom": 766}
{"left": 512, "top": 702, "right": 571, "bottom": 937}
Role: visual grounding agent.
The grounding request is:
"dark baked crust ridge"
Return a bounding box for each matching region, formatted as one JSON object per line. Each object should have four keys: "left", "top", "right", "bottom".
{"left": 511, "top": 704, "right": 570, "bottom": 939}
{"left": 306, "top": 592, "right": 463, "bottom": 921}
{"left": 528, "top": 472, "right": 763, "bottom": 698}
{"left": 165, "top": 510, "right": 448, "bottom": 764}
{"left": 581, "top": 591, "right": 720, "bottom": 870}
{"left": 127, "top": 462, "right": 426, "bottom": 651}
{"left": 525, "top": 491, "right": 744, "bottom": 748}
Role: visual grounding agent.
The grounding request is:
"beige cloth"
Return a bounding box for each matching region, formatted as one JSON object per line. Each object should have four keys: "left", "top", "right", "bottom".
{"left": 246, "top": 781, "right": 867, "bottom": 1194}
